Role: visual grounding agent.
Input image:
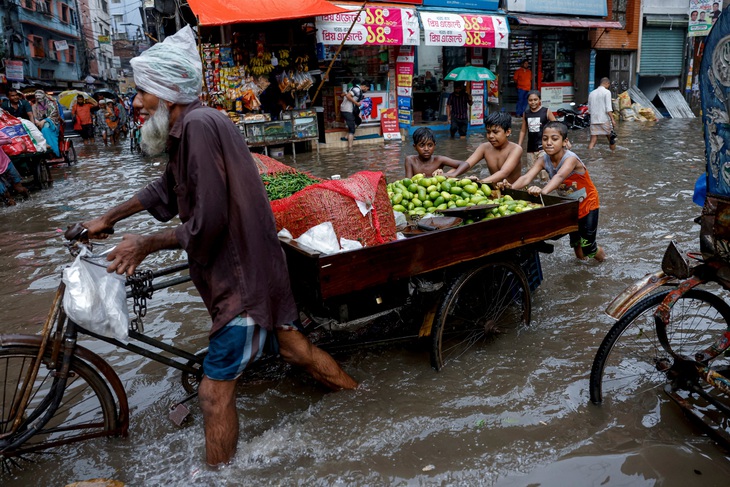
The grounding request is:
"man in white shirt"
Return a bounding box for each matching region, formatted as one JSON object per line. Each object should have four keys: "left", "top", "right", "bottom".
{"left": 587, "top": 77, "right": 616, "bottom": 151}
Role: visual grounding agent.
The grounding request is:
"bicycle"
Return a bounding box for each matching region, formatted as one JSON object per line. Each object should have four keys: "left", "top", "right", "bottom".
{"left": 0, "top": 226, "right": 202, "bottom": 472}
{"left": 589, "top": 240, "right": 730, "bottom": 446}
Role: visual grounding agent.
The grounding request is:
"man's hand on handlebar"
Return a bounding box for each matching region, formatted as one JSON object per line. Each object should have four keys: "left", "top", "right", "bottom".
{"left": 106, "top": 234, "right": 151, "bottom": 276}
{"left": 81, "top": 217, "right": 115, "bottom": 240}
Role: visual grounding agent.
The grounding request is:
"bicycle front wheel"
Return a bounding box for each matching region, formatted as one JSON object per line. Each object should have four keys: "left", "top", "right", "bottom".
{"left": 0, "top": 345, "right": 120, "bottom": 460}
{"left": 589, "top": 289, "right": 730, "bottom": 404}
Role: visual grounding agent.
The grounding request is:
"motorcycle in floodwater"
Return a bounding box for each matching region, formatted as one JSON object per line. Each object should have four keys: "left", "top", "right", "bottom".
{"left": 556, "top": 102, "right": 590, "bottom": 129}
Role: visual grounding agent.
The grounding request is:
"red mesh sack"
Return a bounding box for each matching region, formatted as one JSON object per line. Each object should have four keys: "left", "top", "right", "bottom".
{"left": 0, "top": 110, "right": 37, "bottom": 156}
{"left": 270, "top": 171, "right": 397, "bottom": 246}
{"left": 251, "top": 153, "right": 297, "bottom": 175}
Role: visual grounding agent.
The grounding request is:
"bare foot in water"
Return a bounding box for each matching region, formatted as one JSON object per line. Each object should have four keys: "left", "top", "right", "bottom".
{"left": 594, "top": 246, "right": 606, "bottom": 262}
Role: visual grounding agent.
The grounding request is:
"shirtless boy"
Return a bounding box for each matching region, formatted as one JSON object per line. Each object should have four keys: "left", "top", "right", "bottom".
{"left": 405, "top": 127, "right": 469, "bottom": 178}
{"left": 465, "top": 112, "right": 523, "bottom": 184}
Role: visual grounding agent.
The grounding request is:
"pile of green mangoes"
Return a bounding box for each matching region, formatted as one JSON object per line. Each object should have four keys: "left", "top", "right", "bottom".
{"left": 387, "top": 173, "right": 542, "bottom": 221}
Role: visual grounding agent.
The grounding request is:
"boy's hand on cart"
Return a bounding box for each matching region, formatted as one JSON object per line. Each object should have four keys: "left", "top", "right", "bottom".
{"left": 527, "top": 186, "right": 543, "bottom": 196}
{"left": 106, "top": 234, "right": 150, "bottom": 276}
{"left": 432, "top": 168, "right": 444, "bottom": 176}
{"left": 496, "top": 180, "right": 511, "bottom": 190}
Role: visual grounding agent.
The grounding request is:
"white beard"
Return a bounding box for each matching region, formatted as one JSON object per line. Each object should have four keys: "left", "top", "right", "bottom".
{"left": 140, "top": 101, "right": 170, "bottom": 156}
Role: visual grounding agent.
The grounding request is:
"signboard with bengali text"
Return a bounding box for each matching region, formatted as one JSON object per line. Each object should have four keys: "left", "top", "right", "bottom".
{"left": 316, "top": 6, "right": 419, "bottom": 46}
{"left": 420, "top": 12, "right": 509, "bottom": 48}
{"left": 470, "top": 81, "right": 484, "bottom": 126}
{"left": 689, "top": 0, "right": 720, "bottom": 37}
{"left": 5, "top": 60, "right": 24, "bottom": 82}
{"left": 381, "top": 108, "right": 402, "bottom": 140}
{"left": 396, "top": 46, "right": 414, "bottom": 127}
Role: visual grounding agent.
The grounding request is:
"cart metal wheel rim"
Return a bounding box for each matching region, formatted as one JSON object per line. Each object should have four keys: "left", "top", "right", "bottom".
{"left": 431, "top": 260, "right": 531, "bottom": 370}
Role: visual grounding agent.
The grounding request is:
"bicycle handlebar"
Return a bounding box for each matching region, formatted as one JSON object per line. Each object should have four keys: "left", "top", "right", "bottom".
{"left": 64, "top": 223, "right": 114, "bottom": 243}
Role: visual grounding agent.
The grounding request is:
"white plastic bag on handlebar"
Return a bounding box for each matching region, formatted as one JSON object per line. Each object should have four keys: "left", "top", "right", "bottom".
{"left": 62, "top": 245, "right": 129, "bottom": 341}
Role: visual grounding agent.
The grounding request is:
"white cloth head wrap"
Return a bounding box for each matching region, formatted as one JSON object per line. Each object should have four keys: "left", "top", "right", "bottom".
{"left": 130, "top": 26, "right": 202, "bottom": 104}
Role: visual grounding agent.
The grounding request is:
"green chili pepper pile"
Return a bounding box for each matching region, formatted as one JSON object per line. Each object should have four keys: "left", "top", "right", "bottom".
{"left": 260, "top": 172, "right": 320, "bottom": 201}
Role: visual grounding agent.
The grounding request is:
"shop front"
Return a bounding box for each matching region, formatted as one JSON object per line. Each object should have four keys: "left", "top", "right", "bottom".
{"left": 415, "top": 8, "right": 509, "bottom": 128}
{"left": 186, "top": 0, "right": 350, "bottom": 154}
{"left": 314, "top": 3, "right": 419, "bottom": 145}
{"left": 506, "top": 1, "right": 621, "bottom": 113}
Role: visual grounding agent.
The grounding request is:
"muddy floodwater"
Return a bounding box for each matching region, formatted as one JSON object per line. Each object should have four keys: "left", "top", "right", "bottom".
{"left": 2, "top": 119, "right": 730, "bottom": 486}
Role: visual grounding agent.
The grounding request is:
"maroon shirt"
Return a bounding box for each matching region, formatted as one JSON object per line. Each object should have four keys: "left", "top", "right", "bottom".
{"left": 136, "top": 102, "right": 298, "bottom": 334}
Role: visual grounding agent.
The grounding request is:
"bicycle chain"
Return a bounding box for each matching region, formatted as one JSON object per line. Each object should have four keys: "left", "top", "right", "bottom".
{"left": 128, "top": 270, "right": 154, "bottom": 333}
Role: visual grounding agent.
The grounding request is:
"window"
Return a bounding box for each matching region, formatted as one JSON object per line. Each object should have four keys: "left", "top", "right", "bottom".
{"left": 48, "top": 39, "right": 57, "bottom": 61}
{"left": 69, "top": 8, "right": 76, "bottom": 26}
{"left": 112, "top": 0, "right": 121, "bottom": 3}
{"left": 23, "top": 0, "right": 35, "bottom": 10}
{"left": 40, "top": 68, "right": 55, "bottom": 80}
{"left": 30, "top": 35, "right": 45, "bottom": 58}
{"left": 61, "top": 3, "right": 69, "bottom": 23}
{"left": 612, "top": 0, "right": 628, "bottom": 25}
{"left": 101, "top": 0, "right": 108, "bottom": 13}
{"left": 43, "top": 0, "right": 51, "bottom": 14}
{"left": 68, "top": 45, "right": 76, "bottom": 63}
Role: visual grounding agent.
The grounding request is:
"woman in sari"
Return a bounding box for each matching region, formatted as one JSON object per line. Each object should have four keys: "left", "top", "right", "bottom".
{"left": 32, "top": 90, "right": 60, "bottom": 157}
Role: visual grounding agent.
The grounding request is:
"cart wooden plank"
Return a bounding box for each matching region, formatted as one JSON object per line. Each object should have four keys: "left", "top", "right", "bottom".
{"left": 282, "top": 190, "right": 578, "bottom": 302}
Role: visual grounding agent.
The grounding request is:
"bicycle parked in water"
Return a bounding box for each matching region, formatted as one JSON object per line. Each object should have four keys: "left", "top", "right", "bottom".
{"left": 590, "top": 240, "right": 730, "bottom": 446}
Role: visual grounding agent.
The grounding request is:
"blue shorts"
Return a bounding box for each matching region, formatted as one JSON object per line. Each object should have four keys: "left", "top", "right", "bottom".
{"left": 203, "top": 315, "right": 298, "bottom": 381}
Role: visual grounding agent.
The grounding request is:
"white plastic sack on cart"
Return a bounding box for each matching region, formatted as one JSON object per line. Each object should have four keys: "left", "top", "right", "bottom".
{"left": 62, "top": 245, "right": 129, "bottom": 341}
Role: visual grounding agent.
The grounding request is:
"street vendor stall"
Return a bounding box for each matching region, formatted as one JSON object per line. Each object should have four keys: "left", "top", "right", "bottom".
{"left": 187, "top": 0, "right": 345, "bottom": 153}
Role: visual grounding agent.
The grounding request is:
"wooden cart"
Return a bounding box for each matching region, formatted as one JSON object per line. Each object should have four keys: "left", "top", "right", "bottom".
{"left": 281, "top": 189, "right": 579, "bottom": 370}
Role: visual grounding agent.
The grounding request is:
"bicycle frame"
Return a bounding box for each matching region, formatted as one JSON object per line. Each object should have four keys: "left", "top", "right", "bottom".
{"left": 0, "top": 259, "right": 201, "bottom": 449}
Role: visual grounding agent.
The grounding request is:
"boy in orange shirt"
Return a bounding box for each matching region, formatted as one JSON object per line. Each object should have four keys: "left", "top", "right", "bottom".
{"left": 503, "top": 121, "right": 605, "bottom": 262}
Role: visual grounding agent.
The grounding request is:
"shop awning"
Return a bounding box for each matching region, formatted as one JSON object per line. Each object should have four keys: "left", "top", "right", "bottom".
{"left": 512, "top": 14, "right": 622, "bottom": 29}
{"left": 316, "top": 5, "right": 419, "bottom": 46}
{"left": 187, "top": 0, "right": 349, "bottom": 26}
{"left": 419, "top": 11, "right": 509, "bottom": 48}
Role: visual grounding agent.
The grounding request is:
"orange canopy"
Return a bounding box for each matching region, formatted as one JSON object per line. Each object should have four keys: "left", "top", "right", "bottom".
{"left": 188, "top": 0, "right": 350, "bottom": 25}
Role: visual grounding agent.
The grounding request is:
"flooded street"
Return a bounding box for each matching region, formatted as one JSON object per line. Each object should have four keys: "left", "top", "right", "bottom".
{"left": 3, "top": 118, "right": 730, "bottom": 486}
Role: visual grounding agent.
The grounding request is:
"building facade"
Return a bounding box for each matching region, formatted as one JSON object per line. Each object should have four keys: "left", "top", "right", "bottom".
{"left": 1, "top": 0, "right": 85, "bottom": 89}
{"left": 77, "top": 0, "right": 117, "bottom": 88}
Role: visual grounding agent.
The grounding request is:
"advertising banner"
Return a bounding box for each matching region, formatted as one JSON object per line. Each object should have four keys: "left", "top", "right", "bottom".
{"left": 487, "top": 77, "right": 499, "bottom": 104}
{"left": 540, "top": 86, "right": 564, "bottom": 106}
{"left": 397, "top": 96, "right": 412, "bottom": 127}
{"left": 396, "top": 45, "right": 414, "bottom": 127}
{"left": 689, "top": 0, "right": 721, "bottom": 37}
{"left": 381, "top": 108, "right": 402, "bottom": 140}
{"left": 317, "top": 6, "right": 419, "bottom": 46}
{"left": 5, "top": 60, "right": 24, "bottom": 82}
{"left": 470, "top": 81, "right": 484, "bottom": 126}
{"left": 509, "top": 0, "right": 606, "bottom": 17}
{"left": 420, "top": 12, "right": 509, "bottom": 48}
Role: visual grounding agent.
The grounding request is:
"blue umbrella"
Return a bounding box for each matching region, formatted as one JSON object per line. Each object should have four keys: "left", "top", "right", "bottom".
{"left": 445, "top": 66, "right": 496, "bottom": 82}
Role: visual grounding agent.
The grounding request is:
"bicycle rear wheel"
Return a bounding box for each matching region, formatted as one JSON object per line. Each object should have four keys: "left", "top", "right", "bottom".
{"left": 431, "top": 260, "right": 531, "bottom": 371}
{"left": 0, "top": 345, "right": 119, "bottom": 461}
{"left": 589, "top": 289, "right": 730, "bottom": 404}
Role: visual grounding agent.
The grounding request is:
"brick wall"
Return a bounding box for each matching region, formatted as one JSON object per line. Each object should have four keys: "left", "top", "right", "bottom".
{"left": 589, "top": 0, "right": 642, "bottom": 50}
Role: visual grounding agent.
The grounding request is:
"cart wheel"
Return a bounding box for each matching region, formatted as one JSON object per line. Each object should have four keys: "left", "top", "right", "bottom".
{"left": 431, "top": 260, "right": 531, "bottom": 371}
{"left": 64, "top": 139, "right": 77, "bottom": 165}
{"left": 34, "top": 160, "right": 52, "bottom": 189}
